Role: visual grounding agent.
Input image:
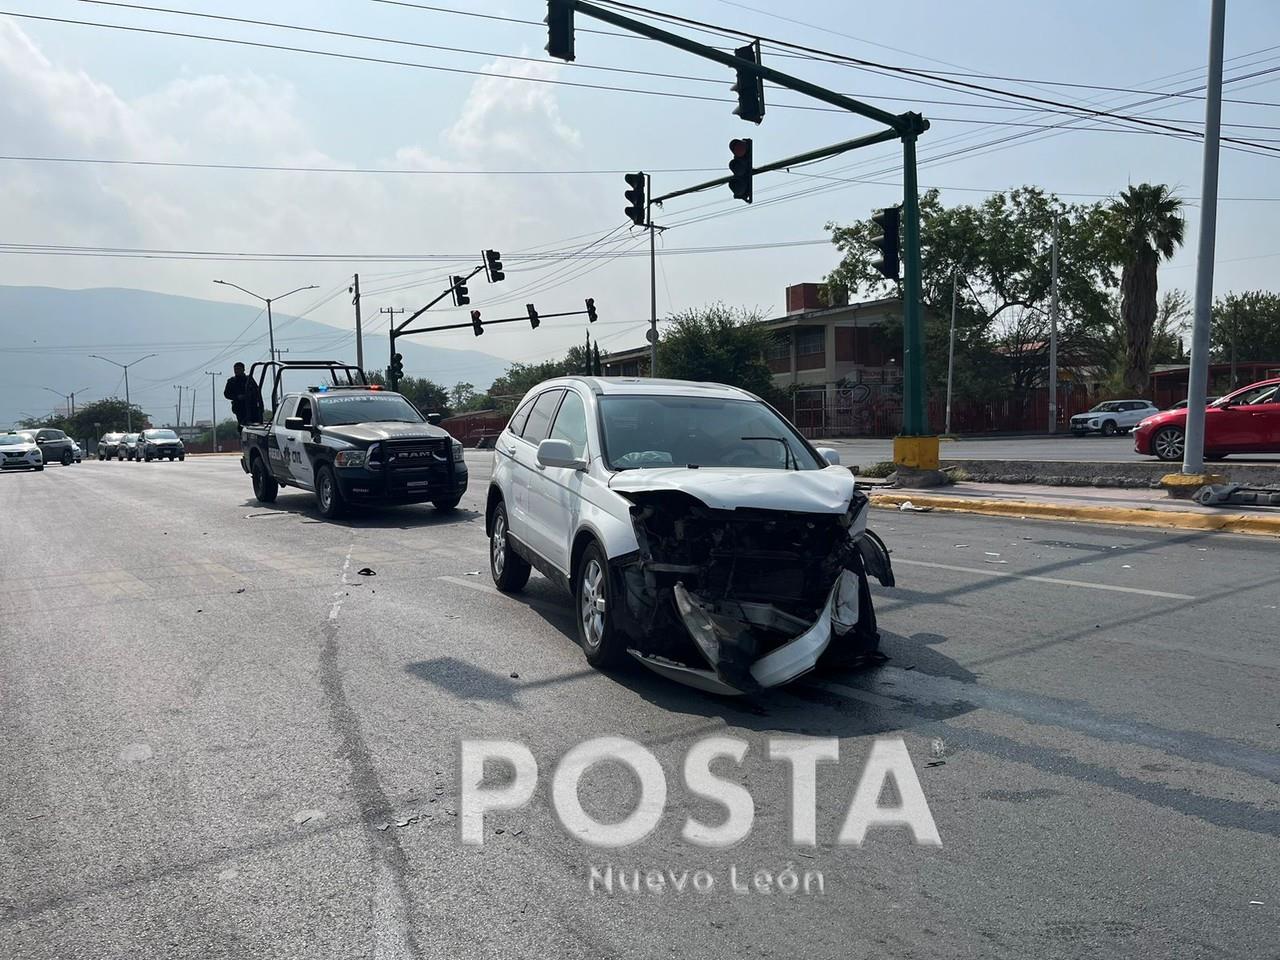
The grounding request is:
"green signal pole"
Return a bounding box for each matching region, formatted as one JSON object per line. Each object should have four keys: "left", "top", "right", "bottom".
{"left": 892, "top": 122, "right": 939, "bottom": 473}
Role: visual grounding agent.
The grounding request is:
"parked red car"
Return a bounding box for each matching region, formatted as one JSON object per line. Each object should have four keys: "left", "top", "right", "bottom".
{"left": 1134, "top": 377, "right": 1280, "bottom": 461}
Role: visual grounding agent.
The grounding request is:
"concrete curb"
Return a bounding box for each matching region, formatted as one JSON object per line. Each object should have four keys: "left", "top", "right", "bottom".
{"left": 869, "top": 491, "right": 1280, "bottom": 537}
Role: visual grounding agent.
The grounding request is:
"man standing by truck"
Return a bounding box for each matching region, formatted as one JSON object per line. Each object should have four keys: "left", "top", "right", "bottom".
{"left": 223, "top": 362, "right": 265, "bottom": 427}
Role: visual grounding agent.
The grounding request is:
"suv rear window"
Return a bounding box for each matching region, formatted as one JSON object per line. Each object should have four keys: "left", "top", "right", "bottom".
{"left": 520, "top": 390, "right": 564, "bottom": 444}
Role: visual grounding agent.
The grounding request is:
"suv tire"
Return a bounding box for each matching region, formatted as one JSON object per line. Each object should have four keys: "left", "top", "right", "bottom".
{"left": 1101, "top": 420, "right": 1118, "bottom": 436}
{"left": 575, "top": 542, "right": 624, "bottom": 669}
{"left": 61, "top": 450, "right": 73, "bottom": 466}
{"left": 489, "top": 501, "right": 531, "bottom": 592}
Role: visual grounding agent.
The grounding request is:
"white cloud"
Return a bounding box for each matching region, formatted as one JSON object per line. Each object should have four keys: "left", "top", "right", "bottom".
{"left": 443, "top": 57, "right": 580, "bottom": 158}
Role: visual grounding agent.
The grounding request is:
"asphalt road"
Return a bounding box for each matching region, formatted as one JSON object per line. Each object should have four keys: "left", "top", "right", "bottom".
{"left": 816, "top": 434, "right": 1280, "bottom": 467}
{"left": 1, "top": 454, "right": 1276, "bottom": 960}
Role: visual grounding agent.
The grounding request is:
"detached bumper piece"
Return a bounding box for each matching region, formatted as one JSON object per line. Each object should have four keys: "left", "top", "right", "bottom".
{"left": 627, "top": 571, "right": 860, "bottom": 696}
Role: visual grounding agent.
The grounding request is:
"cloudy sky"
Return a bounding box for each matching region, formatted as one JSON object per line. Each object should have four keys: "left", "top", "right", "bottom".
{"left": 2, "top": 0, "right": 1279, "bottom": 395}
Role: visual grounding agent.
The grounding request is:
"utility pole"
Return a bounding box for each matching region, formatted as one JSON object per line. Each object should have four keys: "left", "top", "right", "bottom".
{"left": 1182, "top": 0, "right": 1225, "bottom": 476}
{"left": 945, "top": 270, "right": 957, "bottom": 436}
{"left": 648, "top": 173, "right": 658, "bottom": 377}
{"left": 351, "top": 274, "right": 365, "bottom": 373}
{"left": 90, "top": 353, "right": 156, "bottom": 433}
{"left": 1048, "top": 214, "right": 1060, "bottom": 434}
{"left": 205, "top": 371, "right": 222, "bottom": 451}
{"left": 190, "top": 387, "right": 197, "bottom": 428}
{"left": 174, "top": 384, "right": 184, "bottom": 427}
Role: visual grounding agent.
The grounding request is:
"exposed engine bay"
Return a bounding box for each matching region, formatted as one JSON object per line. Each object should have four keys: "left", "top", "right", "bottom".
{"left": 610, "top": 487, "right": 894, "bottom": 695}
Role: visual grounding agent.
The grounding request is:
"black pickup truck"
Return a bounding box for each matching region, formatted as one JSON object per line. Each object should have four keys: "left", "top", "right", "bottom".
{"left": 238, "top": 361, "right": 467, "bottom": 519}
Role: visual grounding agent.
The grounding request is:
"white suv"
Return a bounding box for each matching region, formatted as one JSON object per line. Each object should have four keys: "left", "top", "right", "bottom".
{"left": 1069, "top": 399, "right": 1159, "bottom": 436}
{"left": 485, "top": 377, "right": 894, "bottom": 696}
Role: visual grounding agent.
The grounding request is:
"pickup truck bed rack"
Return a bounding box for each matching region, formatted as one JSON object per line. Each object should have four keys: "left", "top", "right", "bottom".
{"left": 248, "top": 359, "right": 368, "bottom": 420}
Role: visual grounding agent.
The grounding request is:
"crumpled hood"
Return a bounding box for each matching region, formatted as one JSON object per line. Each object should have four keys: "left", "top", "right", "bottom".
{"left": 609, "top": 465, "right": 856, "bottom": 513}
{"left": 323, "top": 422, "right": 452, "bottom": 444}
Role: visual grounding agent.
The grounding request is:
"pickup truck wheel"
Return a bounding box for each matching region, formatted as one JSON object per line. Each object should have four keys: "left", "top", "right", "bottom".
{"left": 576, "top": 542, "right": 623, "bottom": 669}
{"left": 250, "top": 456, "right": 279, "bottom": 503}
{"left": 316, "top": 464, "right": 346, "bottom": 519}
{"left": 433, "top": 494, "right": 463, "bottom": 512}
{"left": 489, "top": 502, "right": 530, "bottom": 592}
{"left": 1101, "top": 420, "right": 1118, "bottom": 436}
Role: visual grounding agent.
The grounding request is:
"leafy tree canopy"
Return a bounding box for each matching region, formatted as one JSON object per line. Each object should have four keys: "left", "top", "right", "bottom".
{"left": 656, "top": 302, "right": 777, "bottom": 400}
{"left": 1212, "top": 290, "right": 1280, "bottom": 363}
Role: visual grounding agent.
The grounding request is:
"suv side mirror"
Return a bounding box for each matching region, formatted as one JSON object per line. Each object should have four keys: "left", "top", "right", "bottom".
{"left": 284, "top": 416, "right": 305, "bottom": 431}
{"left": 536, "top": 438, "right": 586, "bottom": 470}
{"left": 816, "top": 446, "right": 841, "bottom": 466}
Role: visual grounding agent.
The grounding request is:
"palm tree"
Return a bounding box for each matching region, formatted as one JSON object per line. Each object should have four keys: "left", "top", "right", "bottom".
{"left": 1110, "top": 184, "right": 1185, "bottom": 395}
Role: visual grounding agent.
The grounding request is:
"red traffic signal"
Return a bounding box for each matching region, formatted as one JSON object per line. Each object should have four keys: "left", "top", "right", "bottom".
{"left": 470, "top": 310, "right": 483, "bottom": 336}
{"left": 585, "top": 298, "right": 597, "bottom": 323}
{"left": 527, "top": 304, "right": 540, "bottom": 329}
{"left": 728, "top": 139, "right": 753, "bottom": 203}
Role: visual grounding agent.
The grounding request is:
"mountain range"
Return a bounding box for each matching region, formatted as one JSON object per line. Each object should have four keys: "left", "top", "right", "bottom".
{"left": 0, "top": 285, "right": 508, "bottom": 427}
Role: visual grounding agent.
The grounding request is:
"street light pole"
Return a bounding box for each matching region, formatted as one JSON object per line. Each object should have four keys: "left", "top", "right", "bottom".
{"left": 89, "top": 354, "right": 156, "bottom": 432}
{"left": 43, "top": 386, "right": 89, "bottom": 418}
{"left": 1048, "top": 214, "right": 1060, "bottom": 435}
{"left": 205, "top": 371, "right": 222, "bottom": 451}
{"left": 945, "top": 270, "right": 957, "bottom": 436}
{"left": 212, "top": 280, "right": 318, "bottom": 410}
{"left": 1182, "top": 0, "right": 1226, "bottom": 476}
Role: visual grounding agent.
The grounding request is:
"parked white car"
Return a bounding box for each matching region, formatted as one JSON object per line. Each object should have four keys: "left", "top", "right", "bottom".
{"left": 485, "top": 377, "right": 894, "bottom": 696}
{"left": 1069, "top": 399, "right": 1159, "bottom": 436}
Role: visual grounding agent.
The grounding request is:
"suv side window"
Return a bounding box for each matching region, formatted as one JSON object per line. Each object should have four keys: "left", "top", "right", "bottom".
{"left": 548, "top": 390, "right": 588, "bottom": 459}
{"left": 521, "top": 390, "right": 565, "bottom": 445}
{"left": 507, "top": 399, "right": 535, "bottom": 438}
{"left": 275, "top": 397, "right": 298, "bottom": 425}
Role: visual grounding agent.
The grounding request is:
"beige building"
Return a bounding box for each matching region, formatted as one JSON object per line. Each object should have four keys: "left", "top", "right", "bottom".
{"left": 601, "top": 283, "right": 905, "bottom": 396}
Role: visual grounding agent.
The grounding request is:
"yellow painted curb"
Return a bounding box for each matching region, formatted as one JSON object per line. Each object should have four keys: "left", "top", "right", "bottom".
{"left": 869, "top": 491, "right": 1280, "bottom": 537}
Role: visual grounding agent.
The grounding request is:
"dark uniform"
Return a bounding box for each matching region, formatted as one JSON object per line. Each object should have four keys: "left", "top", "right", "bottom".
{"left": 223, "top": 372, "right": 265, "bottom": 427}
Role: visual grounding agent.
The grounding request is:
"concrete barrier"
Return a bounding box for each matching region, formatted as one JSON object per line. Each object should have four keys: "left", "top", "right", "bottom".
{"left": 944, "top": 458, "right": 1280, "bottom": 489}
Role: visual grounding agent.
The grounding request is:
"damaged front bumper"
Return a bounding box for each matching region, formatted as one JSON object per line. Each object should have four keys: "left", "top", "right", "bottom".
{"left": 616, "top": 489, "right": 896, "bottom": 696}
{"left": 627, "top": 571, "right": 863, "bottom": 696}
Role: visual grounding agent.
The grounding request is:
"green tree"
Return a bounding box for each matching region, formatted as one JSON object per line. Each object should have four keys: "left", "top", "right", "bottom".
{"left": 656, "top": 303, "right": 776, "bottom": 399}
{"left": 1108, "top": 183, "right": 1186, "bottom": 394}
{"left": 1211, "top": 290, "right": 1280, "bottom": 365}
{"left": 28, "top": 397, "right": 151, "bottom": 437}
{"left": 449, "top": 382, "right": 477, "bottom": 408}
{"left": 367, "top": 371, "right": 450, "bottom": 416}
{"left": 826, "top": 186, "right": 1119, "bottom": 400}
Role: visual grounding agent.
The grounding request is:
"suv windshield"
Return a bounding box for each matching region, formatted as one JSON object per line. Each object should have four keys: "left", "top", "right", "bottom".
{"left": 317, "top": 393, "right": 424, "bottom": 426}
{"left": 144, "top": 430, "right": 178, "bottom": 440}
{"left": 599, "top": 394, "right": 820, "bottom": 471}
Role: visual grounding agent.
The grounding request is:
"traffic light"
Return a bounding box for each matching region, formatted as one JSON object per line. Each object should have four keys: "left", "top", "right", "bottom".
{"left": 470, "top": 309, "right": 484, "bottom": 336}
{"left": 527, "top": 304, "right": 540, "bottom": 330}
{"left": 624, "top": 172, "right": 646, "bottom": 226}
{"left": 869, "top": 206, "right": 902, "bottom": 281}
{"left": 731, "top": 41, "right": 764, "bottom": 124}
{"left": 728, "top": 138, "right": 753, "bottom": 203}
{"left": 545, "top": 0, "right": 574, "bottom": 62}
{"left": 389, "top": 352, "right": 404, "bottom": 381}
{"left": 585, "top": 298, "right": 597, "bottom": 323}
{"left": 452, "top": 275, "right": 470, "bottom": 306}
{"left": 483, "top": 249, "right": 505, "bottom": 283}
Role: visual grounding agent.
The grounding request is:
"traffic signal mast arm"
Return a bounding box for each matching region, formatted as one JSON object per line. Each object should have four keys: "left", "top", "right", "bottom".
{"left": 397, "top": 302, "right": 598, "bottom": 338}
{"left": 651, "top": 128, "right": 901, "bottom": 206}
{"left": 564, "top": 0, "right": 910, "bottom": 134}
{"left": 394, "top": 265, "right": 485, "bottom": 335}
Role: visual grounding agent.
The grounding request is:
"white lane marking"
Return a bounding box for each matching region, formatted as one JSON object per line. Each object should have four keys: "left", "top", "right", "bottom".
{"left": 328, "top": 545, "right": 354, "bottom": 621}
{"left": 892, "top": 558, "right": 1196, "bottom": 600}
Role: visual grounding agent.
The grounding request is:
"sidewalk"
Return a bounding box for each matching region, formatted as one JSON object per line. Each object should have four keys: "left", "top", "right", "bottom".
{"left": 866, "top": 481, "right": 1280, "bottom": 537}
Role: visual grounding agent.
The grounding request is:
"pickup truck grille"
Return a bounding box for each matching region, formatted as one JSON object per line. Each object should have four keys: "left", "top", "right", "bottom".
{"left": 380, "top": 438, "right": 452, "bottom": 494}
